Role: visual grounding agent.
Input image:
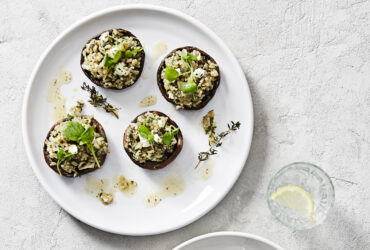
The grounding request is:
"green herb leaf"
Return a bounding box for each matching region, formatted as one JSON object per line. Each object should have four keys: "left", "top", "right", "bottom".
{"left": 124, "top": 48, "right": 142, "bottom": 58}
{"left": 187, "top": 53, "right": 197, "bottom": 61}
{"left": 112, "top": 50, "right": 122, "bottom": 63}
{"left": 56, "top": 149, "right": 73, "bottom": 176}
{"left": 57, "top": 149, "right": 65, "bottom": 160}
{"left": 181, "top": 52, "right": 196, "bottom": 64}
{"left": 162, "top": 133, "right": 173, "bottom": 146}
{"left": 180, "top": 79, "right": 198, "bottom": 94}
{"left": 133, "top": 48, "right": 142, "bottom": 54}
{"left": 165, "top": 66, "right": 179, "bottom": 81}
{"left": 63, "top": 122, "right": 85, "bottom": 141}
{"left": 87, "top": 143, "right": 101, "bottom": 168}
{"left": 80, "top": 126, "right": 94, "bottom": 145}
{"left": 138, "top": 125, "right": 154, "bottom": 144}
{"left": 162, "top": 125, "right": 179, "bottom": 146}
{"left": 124, "top": 50, "right": 133, "bottom": 58}
{"left": 104, "top": 50, "right": 122, "bottom": 69}
{"left": 103, "top": 54, "right": 112, "bottom": 67}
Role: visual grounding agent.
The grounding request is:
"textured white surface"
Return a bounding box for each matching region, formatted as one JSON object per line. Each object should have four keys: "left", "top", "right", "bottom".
{"left": 1, "top": 0, "right": 370, "bottom": 249}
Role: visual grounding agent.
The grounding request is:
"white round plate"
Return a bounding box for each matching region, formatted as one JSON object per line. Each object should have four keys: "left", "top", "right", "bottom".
{"left": 22, "top": 4, "right": 253, "bottom": 235}
{"left": 173, "top": 232, "right": 284, "bottom": 250}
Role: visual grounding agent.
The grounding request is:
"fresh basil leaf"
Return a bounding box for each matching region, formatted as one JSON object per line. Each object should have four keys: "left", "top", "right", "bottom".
{"left": 103, "top": 54, "right": 112, "bottom": 67}
{"left": 125, "top": 50, "right": 133, "bottom": 58}
{"left": 112, "top": 50, "right": 122, "bottom": 63}
{"left": 162, "top": 133, "right": 173, "bottom": 146}
{"left": 180, "top": 79, "right": 198, "bottom": 94}
{"left": 63, "top": 122, "right": 85, "bottom": 141}
{"left": 187, "top": 53, "right": 196, "bottom": 61}
{"left": 133, "top": 48, "right": 142, "bottom": 54}
{"left": 80, "top": 126, "right": 94, "bottom": 145}
{"left": 57, "top": 149, "right": 65, "bottom": 160}
{"left": 138, "top": 125, "right": 154, "bottom": 144}
{"left": 169, "top": 125, "right": 179, "bottom": 135}
{"left": 165, "top": 66, "right": 179, "bottom": 81}
{"left": 181, "top": 52, "right": 196, "bottom": 64}
{"left": 162, "top": 125, "right": 179, "bottom": 146}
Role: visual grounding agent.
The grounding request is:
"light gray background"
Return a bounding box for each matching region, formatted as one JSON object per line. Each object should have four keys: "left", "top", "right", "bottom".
{"left": 1, "top": 0, "right": 370, "bottom": 249}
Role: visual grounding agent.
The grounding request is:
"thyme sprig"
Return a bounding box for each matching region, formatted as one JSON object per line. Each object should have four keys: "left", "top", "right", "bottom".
{"left": 195, "top": 121, "right": 241, "bottom": 169}
{"left": 81, "top": 82, "right": 120, "bottom": 118}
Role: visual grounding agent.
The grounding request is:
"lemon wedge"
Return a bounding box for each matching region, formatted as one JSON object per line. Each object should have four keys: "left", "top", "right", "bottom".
{"left": 270, "top": 186, "right": 315, "bottom": 219}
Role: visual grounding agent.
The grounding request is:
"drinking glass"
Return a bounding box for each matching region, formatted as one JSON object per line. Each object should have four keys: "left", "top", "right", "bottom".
{"left": 267, "top": 162, "right": 335, "bottom": 230}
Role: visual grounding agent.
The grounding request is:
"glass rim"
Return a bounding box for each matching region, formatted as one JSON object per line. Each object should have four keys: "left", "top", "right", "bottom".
{"left": 266, "top": 162, "right": 335, "bottom": 230}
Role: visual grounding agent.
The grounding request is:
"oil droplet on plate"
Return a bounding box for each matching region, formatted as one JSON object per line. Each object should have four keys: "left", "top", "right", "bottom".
{"left": 85, "top": 176, "right": 114, "bottom": 205}
{"left": 46, "top": 69, "right": 72, "bottom": 122}
{"left": 139, "top": 95, "right": 157, "bottom": 107}
{"left": 199, "top": 160, "right": 216, "bottom": 180}
{"left": 152, "top": 41, "right": 168, "bottom": 61}
{"left": 112, "top": 175, "right": 138, "bottom": 196}
{"left": 146, "top": 174, "right": 185, "bottom": 207}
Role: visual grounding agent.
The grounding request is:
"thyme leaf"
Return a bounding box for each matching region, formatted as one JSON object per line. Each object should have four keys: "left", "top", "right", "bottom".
{"left": 195, "top": 121, "right": 241, "bottom": 168}
{"left": 81, "top": 82, "right": 120, "bottom": 118}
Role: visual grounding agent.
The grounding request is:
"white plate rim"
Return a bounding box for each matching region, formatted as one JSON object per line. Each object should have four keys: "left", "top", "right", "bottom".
{"left": 173, "top": 231, "right": 285, "bottom": 250}
{"left": 22, "top": 4, "right": 254, "bottom": 235}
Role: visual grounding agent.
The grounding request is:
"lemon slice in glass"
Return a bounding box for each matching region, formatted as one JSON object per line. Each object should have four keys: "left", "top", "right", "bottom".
{"left": 270, "top": 186, "right": 315, "bottom": 219}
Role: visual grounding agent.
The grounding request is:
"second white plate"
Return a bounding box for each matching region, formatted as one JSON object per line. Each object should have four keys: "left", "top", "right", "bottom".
{"left": 22, "top": 4, "right": 253, "bottom": 235}
{"left": 173, "top": 232, "right": 284, "bottom": 250}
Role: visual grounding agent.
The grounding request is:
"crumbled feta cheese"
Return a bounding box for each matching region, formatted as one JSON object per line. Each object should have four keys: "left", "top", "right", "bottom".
{"left": 157, "top": 118, "right": 166, "bottom": 128}
{"left": 167, "top": 91, "right": 174, "bottom": 99}
{"left": 139, "top": 135, "right": 151, "bottom": 147}
{"left": 68, "top": 145, "right": 78, "bottom": 154}
{"left": 176, "top": 68, "right": 181, "bottom": 74}
{"left": 99, "top": 32, "right": 109, "bottom": 42}
{"left": 210, "top": 69, "right": 219, "bottom": 77}
{"left": 107, "top": 46, "right": 119, "bottom": 58}
{"left": 115, "top": 62, "right": 129, "bottom": 76}
{"left": 197, "top": 54, "right": 202, "bottom": 61}
{"left": 193, "top": 68, "right": 205, "bottom": 78}
{"left": 154, "top": 134, "right": 162, "bottom": 143}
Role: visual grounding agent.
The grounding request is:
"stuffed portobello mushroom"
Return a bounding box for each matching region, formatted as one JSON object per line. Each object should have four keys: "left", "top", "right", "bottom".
{"left": 43, "top": 115, "right": 109, "bottom": 177}
{"left": 123, "top": 111, "right": 183, "bottom": 170}
{"left": 157, "top": 46, "right": 220, "bottom": 110}
{"left": 81, "top": 28, "right": 145, "bottom": 89}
